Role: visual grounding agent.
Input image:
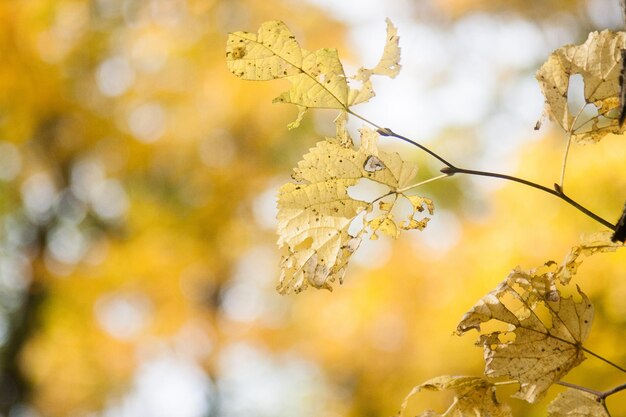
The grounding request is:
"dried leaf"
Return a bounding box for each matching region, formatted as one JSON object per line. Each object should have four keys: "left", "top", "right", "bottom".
{"left": 561, "top": 231, "right": 624, "bottom": 284}
{"left": 548, "top": 390, "right": 609, "bottom": 417}
{"left": 227, "top": 20, "right": 401, "bottom": 127}
{"left": 398, "top": 376, "right": 512, "bottom": 417}
{"left": 456, "top": 268, "right": 594, "bottom": 403}
{"left": 400, "top": 196, "right": 434, "bottom": 231}
{"left": 369, "top": 214, "right": 399, "bottom": 239}
{"left": 407, "top": 195, "right": 435, "bottom": 214}
{"left": 349, "top": 18, "right": 401, "bottom": 106}
{"left": 272, "top": 47, "right": 349, "bottom": 111}
{"left": 277, "top": 129, "right": 432, "bottom": 293}
{"left": 536, "top": 30, "right": 626, "bottom": 143}
{"left": 226, "top": 21, "right": 303, "bottom": 80}
{"left": 371, "top": 18, "right": 402, "bottom": 77}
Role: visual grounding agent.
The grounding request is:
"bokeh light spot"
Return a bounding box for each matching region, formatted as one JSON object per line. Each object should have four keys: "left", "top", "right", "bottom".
{"left": 96, "top": 56, "right": 135, "bottom": 97}
{"left": 128, "top": 103, "right": 167, "bottom": 143}
{"left": 95, "top": 292, "right": 153, "bottom": 340}
{"left": 0, "top": 142, "right": 22, "bottom": 181}
{"left": 47, "top": 223, "right": 87, "bottom": 265}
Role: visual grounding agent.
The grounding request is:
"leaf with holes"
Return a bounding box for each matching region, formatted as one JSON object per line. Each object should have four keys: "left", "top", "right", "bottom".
{"left": 277, "top": 128, "right": 433, "bottom": 293}
{"left": 398, "top": 376, "right": 512, "bottom": 417}
{"left": 561, "top": 231, "right": 624, "bottom": 284}
{"left": 227, "top": 20, "right": 401, "bottom": 128}
{"left": 536, "top": 30, "right": 626, "bottom": 143}
{"left": 456, "top": 266, "right": 594, "bottom": 403}
{"left": 349, "top": 18, "right": 401, "bottom": 106}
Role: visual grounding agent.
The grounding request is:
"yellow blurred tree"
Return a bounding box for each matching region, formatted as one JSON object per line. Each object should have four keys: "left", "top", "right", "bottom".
{"left": 0, "top": 0, "right": 350, "bottom": 415}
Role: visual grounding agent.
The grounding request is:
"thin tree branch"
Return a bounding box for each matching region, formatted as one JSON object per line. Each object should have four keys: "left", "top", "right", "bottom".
{"left": 556, "top": 381, "right": 603, "bottom": 397}
{"left": 397, "top": 174, "right": 449, "bottom": 193}
{"left": 600, "top": 382, "right": 626, "bottom": 399}
{"left": 348, "top": 109, "right": 383, "bottom": 130}
{"left": 443, "top": 167, "right": 616, "bottom": 230}
{"left": 375, "top": 127, "right": 457, "bottom": 169}
{"left": 582, "top": 347, "right": 626, "bottom": 374}
{"left": 354, "top": 118, "right": 616, "bottom": 231}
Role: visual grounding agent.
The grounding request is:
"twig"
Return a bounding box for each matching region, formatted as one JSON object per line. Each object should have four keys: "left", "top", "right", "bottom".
{"left": 556, "top": 381, "right": 603, "bottom": 397}
{"left": 443, "top": 166, "right": 615, "bottom": 231}
{"left": 600, "top": 382, "right": 626, "bottom": 399}
{"left": 355, "top": 118, "right": 616, "bottom": 231}
{"left": 397, "top": 174, "right": 449, "bottom": 193}
{"left": 375, "top": 127, "right": 457, "bottom": 169}
{"left": 582, "top": 347, "right": 626, "bottom": 374}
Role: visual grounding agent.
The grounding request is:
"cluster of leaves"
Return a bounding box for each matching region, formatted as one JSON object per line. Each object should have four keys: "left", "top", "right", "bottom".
{"left": 392, "top": 233, "right": 621, "bottom": 416}
{"left": 227, "top": 19, "right": 400, "bottom": 129}
{"left": 276, "top": 131, "right": 433, "bottom": 293}
{"left": 227, "top": 19, "right": 433, "bottom": 294}
{"left": 228, "top": 16, "right": 626, "bottom": 417}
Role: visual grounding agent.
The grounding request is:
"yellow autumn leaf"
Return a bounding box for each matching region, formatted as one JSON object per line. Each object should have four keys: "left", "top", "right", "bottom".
{"left": 407, "top": 195, "right": 435, "bottom": 214}
{"left": 272, "top": 47, "right": 349, "bottom": 109}
{"left": 548, "top": 390, "right": 609, "bottom": 417}
{"left": 370, "top": 18, "right": 401, "bottom": 77}
{"left": 277, "top": 128, "right": 433, "bottom": 293}
{"left": 225, "top": 21, "right": 302, "bottom": 80}
{"left": 400, "top": 195, "right": 434, "bottom": 231}
{"left": 398, "top": 375, "right": 512, "bottom": 417}
{"left": 456, "top": 266, "right": 593, "bottom": 403}
{"left": 536, "top": 30, "right": 626, "bottom": 143}
{"left": 560, "top": 231, "right": 624, "bottom": 284}
{"left": 379, "top": 201, "right": 394, "bottom": 212}
{"left": 349, "top": 18, "right": 401, "bottom": 106}
{"left": 226, "top": 20, "right": 401, "bottom": 128}
{"left": 400, "top": 217, "right": 430, "bottom": 231}
{"left": 369, "top": 213, "right": 399, "bottom": 240}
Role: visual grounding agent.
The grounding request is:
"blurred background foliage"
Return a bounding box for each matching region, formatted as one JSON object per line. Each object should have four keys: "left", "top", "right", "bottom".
{"left": 0, "top": 0, "right": 625, "bottom": 417}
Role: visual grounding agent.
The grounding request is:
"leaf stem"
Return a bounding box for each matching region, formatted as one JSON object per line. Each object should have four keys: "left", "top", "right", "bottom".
{"left": 493, "top": 380, "right": 519, "bottom": 387}
{"left": 559, "top": 136, "right": 573, "bottom": 192}
{"left": 441, "top": 398, "right": 459, "bottom": 417}
{"left": 556, "top": 380, "right": 604, "bottom": 397}
{"left": 443, "top": 166, "right": 616, "bottom": 230}
{"left": 559, "top": 105, "right": 586, "bottom": 191}
{"left": 371, "top": 191, "right": 395, "bottom": 205}
{"left": 397, "top": 174, "right": 449, "bottom": 193}
{"left": 557, "top": 380, "right": 626, "bottom": 406}
{"left": 348, "top": 109, "right": 383, "bottom": 130}
{"left": 582, "top": 347, "right": 626, "bottom": 374}
{"left": 374, "top": 126, "right": 457, "bottom": 168}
